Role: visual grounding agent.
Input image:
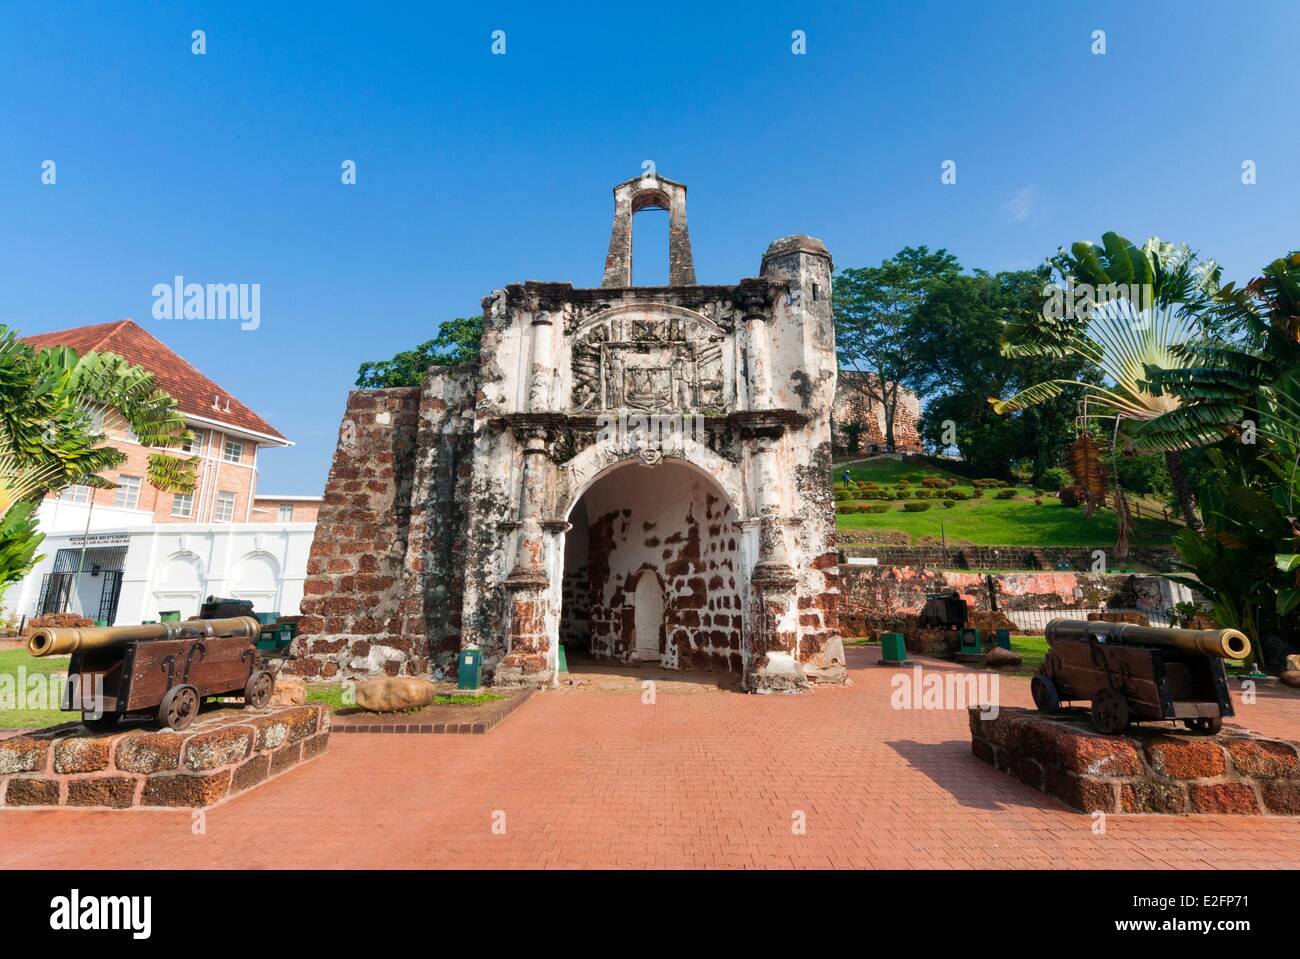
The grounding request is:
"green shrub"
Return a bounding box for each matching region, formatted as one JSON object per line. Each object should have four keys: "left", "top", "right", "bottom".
{"left": 915, "top": 489, "right": 933, "bottom": 499}
{"left": 970, "top": 487, "right": 983, "bottom": 499}
{"left": 902, "top": 501, "right": 933, "bottom": 512}
{"left": 897, "top": 479, "right": 911, "bottom": 487}
{"left": 1038, "top": 466, "right": 1069, "bottom": 492}
{"left": 921, "top": 477, "right": 940, "bottom": 488}
{"left": 995, "top": 488, "right": 1018, "bottom": 500}
{"left": 942, "top": 500, "right": 956, "bottom": 509}
{"left": 973, "top": 478, "right": 1002, "bottom": 489}
{"left": 863, "top": 503, "right": 889, "bottom": 513}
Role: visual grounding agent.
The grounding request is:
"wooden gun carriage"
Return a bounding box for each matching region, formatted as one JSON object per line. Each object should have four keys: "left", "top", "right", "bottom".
{"left": 28, "top": 617, "right": 275, "bottom": 731}
{"left": 1031, "top": 619, "right": 1252, "bottom": 736}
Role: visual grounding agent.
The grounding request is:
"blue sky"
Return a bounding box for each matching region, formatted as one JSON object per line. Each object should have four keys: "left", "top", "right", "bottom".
{"left": 3, "top": 1, "right": 1296, "bottom": 493}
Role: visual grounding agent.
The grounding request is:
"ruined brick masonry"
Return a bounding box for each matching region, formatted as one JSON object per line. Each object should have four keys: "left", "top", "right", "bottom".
{"left": 291, "top": 175, "right": 846, "bottom": 692}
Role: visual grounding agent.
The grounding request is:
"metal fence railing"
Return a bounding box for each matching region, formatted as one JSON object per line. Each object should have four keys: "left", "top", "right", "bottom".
{"left": 1002, "top": 607, "right": 1172, "bottom": 634}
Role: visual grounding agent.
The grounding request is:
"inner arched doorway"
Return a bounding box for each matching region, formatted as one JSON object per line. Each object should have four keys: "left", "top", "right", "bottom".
{"left": 559, "top": 459, "right": 745, "bottom": 675}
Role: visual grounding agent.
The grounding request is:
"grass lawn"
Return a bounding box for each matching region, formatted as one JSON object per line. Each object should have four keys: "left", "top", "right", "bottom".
{"left": 1010, "top": 635, "right": 1047, "bottom": 676}
{"left": 0, "top": 648, "right": 72, "bottom": 729}
{"left": 834, "top": 458, "right": 1180, "bottom": 547}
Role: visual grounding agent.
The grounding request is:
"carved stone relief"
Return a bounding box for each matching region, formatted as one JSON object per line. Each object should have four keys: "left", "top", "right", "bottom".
{"left": 571, "top": 314, "right": 727, "bottom": 413}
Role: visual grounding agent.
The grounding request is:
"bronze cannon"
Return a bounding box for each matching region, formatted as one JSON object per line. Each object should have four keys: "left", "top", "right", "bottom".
{"left": 30, "top": 616, "right": 274, "bottom": 731}
{"left": 1032, "top": 619, "right": 1250, "bottom": 736}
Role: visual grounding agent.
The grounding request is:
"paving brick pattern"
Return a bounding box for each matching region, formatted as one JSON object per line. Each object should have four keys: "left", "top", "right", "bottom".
{"left": 3, "top": 648, "right": 1298, "bottom": 869}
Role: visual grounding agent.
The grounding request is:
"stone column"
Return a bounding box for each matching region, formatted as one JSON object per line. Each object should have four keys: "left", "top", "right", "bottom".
{"left": 496, "top": 428, "right": 554, "bottom": 687}
{"left": 527, "top": 306, "right": 555, "bottom": 411}
{"left": 746, "top": 428, "right": 806, "bottom": 693}
{"left": 745, "top": 312, "right": 774, "bottom": 410}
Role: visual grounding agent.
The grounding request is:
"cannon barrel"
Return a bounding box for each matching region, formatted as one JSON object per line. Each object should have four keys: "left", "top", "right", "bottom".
{"left": 27, "top": 616, "right": 261, "bottom": 658}
{"left": 1045, "top": 618, "right": 1251, "bottom": 661}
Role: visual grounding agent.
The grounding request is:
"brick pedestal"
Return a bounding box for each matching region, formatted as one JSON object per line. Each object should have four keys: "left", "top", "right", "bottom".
{"left": 0, "top": 704, "right": 329, "bottom": 810}
{"left": 969, "top": 707, "right": 1300, "bottom": 816}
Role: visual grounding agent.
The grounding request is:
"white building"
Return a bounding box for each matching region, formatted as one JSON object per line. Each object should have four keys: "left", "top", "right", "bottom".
{"left": 7, "top": 523, "right": 316, "bottom": 624}
{"left": 4, "top": 319, "right": 321, "bottom": 625}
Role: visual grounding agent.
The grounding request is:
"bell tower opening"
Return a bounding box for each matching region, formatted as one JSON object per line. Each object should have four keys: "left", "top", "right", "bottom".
{"left": 601, "top": 174, "right": 696, "bottom": 288}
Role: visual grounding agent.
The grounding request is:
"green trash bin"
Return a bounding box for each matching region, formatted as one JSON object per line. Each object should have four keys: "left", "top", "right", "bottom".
{"left": 879, "top": 632, "right": 910, "bottom": 666}
{"left": 159, "top": 610, "right": 181, "bottom": 622}
{"left": 995, "top": 628, "right": 1012, "bottom": 650}
{"left": 255, "top": 612, "right": 278, "bottom": 626}
{"left": 959, "top": 627, "right": 982, "bottom": 656}
{"left": 557, "top": 644, "right": 569, "bottom": 674}
{"left": 457, "top": 648, "right": 482, "bottom": 690}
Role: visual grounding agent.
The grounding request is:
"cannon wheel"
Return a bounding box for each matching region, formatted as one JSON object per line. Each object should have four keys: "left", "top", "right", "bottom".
{"left": 82, "top": 712, "right": 119, "bottom": 731}
{"left": 1184, "top": 716, "right": 1223, "bottom": 736}
{"left": 1090, "top": 687, "right": 1130, "bottom": 735}
{"left": 1030, "top": 674, "right": 1060, "bottom": 713}
{"left": 244, "top": 670, "right": 274, "bottom": 709}
{"left": 159, "top": 684, "right": 200, "bottom": 730}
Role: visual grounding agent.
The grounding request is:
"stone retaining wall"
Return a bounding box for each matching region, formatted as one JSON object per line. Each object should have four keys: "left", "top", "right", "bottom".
{"left": 969, "top": 707, "right": 1300, "bottom": 816}
{"left": 841, "top": 543, "right": 1177, "bottom": 572}
{"left": 0, "top": 704, "right": 328, "bottom": 810}
{"left": 839, "top": 566, "right": 1172, "bottom": 636}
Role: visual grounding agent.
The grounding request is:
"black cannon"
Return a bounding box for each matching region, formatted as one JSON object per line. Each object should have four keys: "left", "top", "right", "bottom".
{"left": 1032, "top": 619, "right": 1251, "bottom": 736}
{"left": 918, "top": 589, "right": 969, "bottom": 629}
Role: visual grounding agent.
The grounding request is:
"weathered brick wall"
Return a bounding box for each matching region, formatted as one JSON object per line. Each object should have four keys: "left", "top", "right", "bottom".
{"left": 832, "top": 372, "right": 923, "bottom": 453}
{"left": 581, "top": 464, "right": 743, "bottom": 673}
{"left": 288, "top": 388, "right": 423, "bottom": 678}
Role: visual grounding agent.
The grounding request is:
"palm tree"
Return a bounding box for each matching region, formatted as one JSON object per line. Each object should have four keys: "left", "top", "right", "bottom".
{"left": 1143, "top": 251, "right": 1300, "bottom": 455}
{"left": 991, "top": 232, "right": 1221, "bottom": 529}
{"left": 0, "top": 325, "right": 196, "bottom": 590}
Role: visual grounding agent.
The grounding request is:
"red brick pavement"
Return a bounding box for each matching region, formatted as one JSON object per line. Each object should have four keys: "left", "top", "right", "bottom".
{"left": 3, "top": 648, "right": 1298, "bottom": 869}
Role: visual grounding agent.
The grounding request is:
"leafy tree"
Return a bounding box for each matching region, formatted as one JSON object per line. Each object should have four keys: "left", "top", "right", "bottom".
{"left": 993, "top": 232, "right": 1221, "bottom": 529}
{"left": 834, "top": 247, "right": 961, "bottom": 452}
{"left": 0, "top": 325, "right": 194, "bottom": 591}
{"left": 355, "top": 316, "right": 484, "bottom": 389}
{"left": 910, "top": 268, "right": 1090, "bottom": 480}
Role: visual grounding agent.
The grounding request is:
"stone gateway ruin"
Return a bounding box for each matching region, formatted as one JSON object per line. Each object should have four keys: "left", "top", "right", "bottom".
{"left": 290, "top": 175, "right": 846, "bottom": 692}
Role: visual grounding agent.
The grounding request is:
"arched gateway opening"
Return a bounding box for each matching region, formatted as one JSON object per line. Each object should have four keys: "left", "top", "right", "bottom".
{"left": 559, "top": 459, "right": 746, "bottom": 675}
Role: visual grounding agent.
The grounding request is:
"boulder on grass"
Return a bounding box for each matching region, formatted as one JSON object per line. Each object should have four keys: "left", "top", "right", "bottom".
{"left": 355, "top": 677, "right": 437, "bottom": 712}
{"left": 983, "top": 646, "right": 1023, "bottom": 668}
{"left": 1280, "top": 671, "right": 1300, "bottom": 690}
{"left": 270, "top": 676, "right": 306, "bottom": 706}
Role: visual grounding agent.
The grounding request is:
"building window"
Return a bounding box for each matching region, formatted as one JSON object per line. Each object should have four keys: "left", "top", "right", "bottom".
{"left": 181, "top": 429, "right": 205, "bottom": 454}
{"left": 214, "top": 490, "right": 236, "bottom": 523}
{"left": 277, "top": 504, "right": 294, "bottom": 522}
{"left": 112, "top": 475, "right": 142, "bottom": 510}
{"left": 222, "top": 439, "right": 244, "bottom": 463}
{"left": 60, "top": 484, "right": 92, "bottom": 504}
{"left": 171, "top": 492, "right": 194, "bottom": 518}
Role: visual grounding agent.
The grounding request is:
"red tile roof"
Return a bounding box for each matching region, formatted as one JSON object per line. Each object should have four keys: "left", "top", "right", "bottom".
{"left": 22, "top": 319, "right": 288, "bottom": 444}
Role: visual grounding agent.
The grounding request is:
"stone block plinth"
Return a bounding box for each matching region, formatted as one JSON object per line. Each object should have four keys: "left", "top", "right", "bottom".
{"left": 969, "top": 707, "right": 1300, "bottom": 816}
{"left": 0, "top": 704, "right": 329, "bottom": 810}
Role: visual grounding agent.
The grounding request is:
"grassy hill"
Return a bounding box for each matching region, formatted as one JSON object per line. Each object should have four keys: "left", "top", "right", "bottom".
{"left": 833, "top": 457, "right": 1180, "bottom": 548}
